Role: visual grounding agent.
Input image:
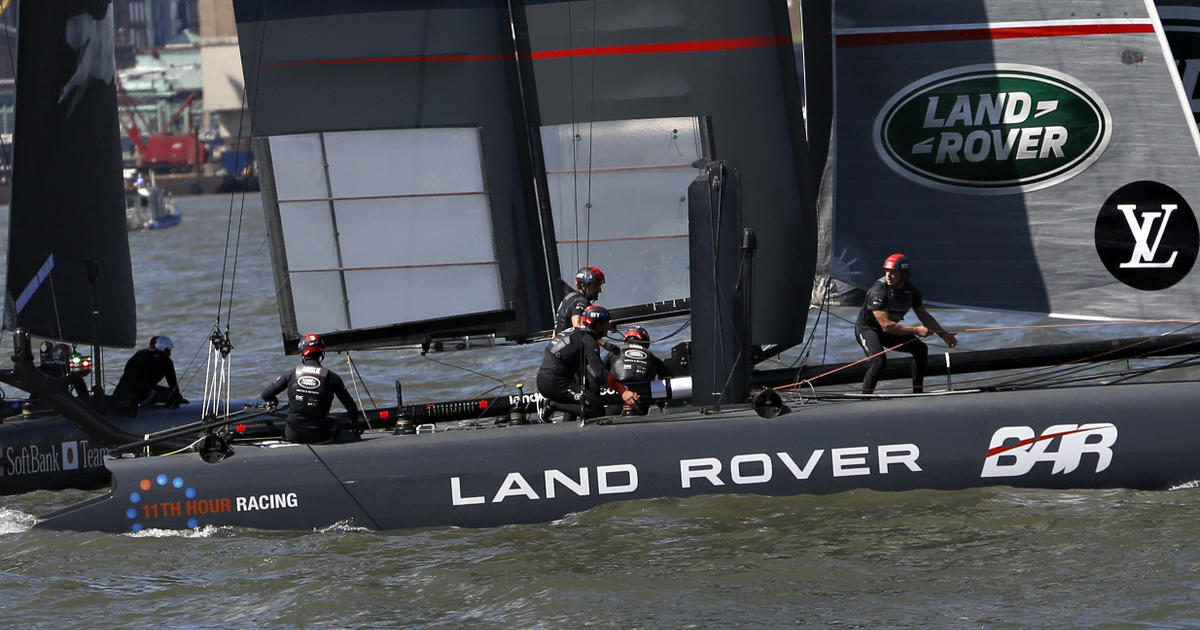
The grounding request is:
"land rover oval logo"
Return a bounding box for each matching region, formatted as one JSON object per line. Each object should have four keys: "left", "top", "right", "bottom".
{"left": 874, "top": 64, "right": 1112, "bottom": 195}
{"left": 625, "top": 349, "right": 647, "bottom": 360}
{"left": 297, "top": 375, "right": 322, "bottom": 389}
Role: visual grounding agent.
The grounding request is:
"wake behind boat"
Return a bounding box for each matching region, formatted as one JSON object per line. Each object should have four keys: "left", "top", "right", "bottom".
{"left": 22, "top": 0, "right": 1200, "bottom": 533}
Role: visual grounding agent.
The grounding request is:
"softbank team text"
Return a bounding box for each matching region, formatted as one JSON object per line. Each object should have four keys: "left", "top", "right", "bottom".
{"left": 450, "top": 444, "right": 922, "bottom": 505}
{"left": 2, "top": 440, "right": 106, "bottom": 477}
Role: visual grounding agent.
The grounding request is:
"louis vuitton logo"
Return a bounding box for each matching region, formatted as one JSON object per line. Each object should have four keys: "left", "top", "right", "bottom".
{"left": 1117, "top": 204, "right": 1179, "bottom": 268}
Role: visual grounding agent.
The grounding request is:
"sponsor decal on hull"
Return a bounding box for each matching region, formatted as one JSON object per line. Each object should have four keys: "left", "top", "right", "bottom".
{"left": 0, "top": 440, "right": 107, "bottom": 478}
{"left": 981, "top": 423, "right": 1117, "bottom": 478}
{"left": 874, "top": 64, "right": 1111, "bottom": 194}
{"left": 123, "top": 472, "right": 300, "bottom": 532}
{"left": 450, "top": 442, "right": 922, "bottom": 506}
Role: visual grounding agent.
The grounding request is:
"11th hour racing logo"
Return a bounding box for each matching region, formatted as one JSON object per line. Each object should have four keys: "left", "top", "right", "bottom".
{"left": 981, "top": 423, "right": 1117, "bottom": 478}
{"left": 874, "top": 64, "right": 1111, "bottom": 194}
{"left": 1095, "top": 181, "right": 1199, "bottom": 290}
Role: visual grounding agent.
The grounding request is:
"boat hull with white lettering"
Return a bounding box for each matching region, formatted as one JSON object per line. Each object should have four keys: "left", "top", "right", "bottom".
{"left": 35, "top": 380, "right": 1200, "bottom": 533}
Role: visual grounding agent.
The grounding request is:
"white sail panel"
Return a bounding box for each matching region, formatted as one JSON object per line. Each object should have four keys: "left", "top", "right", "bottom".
{"left": 343, "top": 267, "right": 504, "bottom": 328}
{"left": 269, "top": 128, "right": 504, "bottom": 335}
{"left": 268, "top": 134, "right": 328, "bottom": 201}
{"left": 541, "top": 117, "right": 701, "bottom": 309}
{"left": 278, "top": 201, "right": 340, "bottom": 271}
{"left": 290, "top": 272, "right": 349, "bottom": 333}
{"left": 322, "top": 128, "right": 486, "bottom": 198}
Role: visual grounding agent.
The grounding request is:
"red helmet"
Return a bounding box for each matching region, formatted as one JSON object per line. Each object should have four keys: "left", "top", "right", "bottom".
{"left": 575, "top": 266, "right": 605, "bottom": 288}
{"left": 883, "top": 253, "right": 910, "bottom": 271}
{"left": 580, "top": 305, "right": 611, "bottom": 329}
{"left": 298, "top": 333, "right": 325, "bottom": 357}
{"left": 623, "top": 326, "right": 650, "bottom": 344}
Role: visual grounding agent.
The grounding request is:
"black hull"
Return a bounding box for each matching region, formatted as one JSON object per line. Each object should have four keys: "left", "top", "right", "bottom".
{"left": 0, "top": 401, "right": 274, "bottom": 495}
{"left": 36, "top": 380, "right": 1200, "bottom": 533}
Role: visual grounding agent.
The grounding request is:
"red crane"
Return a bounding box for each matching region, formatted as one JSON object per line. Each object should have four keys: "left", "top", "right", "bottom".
{"left": 116, "top": 76, "right": 205, "bottom": 171}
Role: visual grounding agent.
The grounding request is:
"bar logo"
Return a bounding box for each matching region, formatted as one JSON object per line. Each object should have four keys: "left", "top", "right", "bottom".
{"left": 874, "top": 64, "right": 1111, "bottom": 194}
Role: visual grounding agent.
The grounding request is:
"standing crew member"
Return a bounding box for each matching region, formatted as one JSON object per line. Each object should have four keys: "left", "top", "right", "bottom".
{"left": 110, "top": 335, "right": 186, "bottom": 414}
{"left": 605, "top": 326, "right": 668, "bottom": 415}
{"left": 554, "top": 266, "right": 609, "bottom": 347}
{"left": 261, "top": 333, "right": 362, "bottom": 444}
{"left": 854, "top": 254, "right": 958, "bottom": 394}
{"left": 537, "top": 305, "right": 638, "bottom": 423}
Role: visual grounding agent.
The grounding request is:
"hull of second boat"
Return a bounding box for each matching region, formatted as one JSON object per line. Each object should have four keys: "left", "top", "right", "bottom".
{"left": 0, "top": 403, "right": 227, "bottom": 495}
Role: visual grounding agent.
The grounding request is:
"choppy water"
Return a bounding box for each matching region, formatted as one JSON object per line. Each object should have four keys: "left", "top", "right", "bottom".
{"left": 0, "top": 195, "right": 1197, "bottom": 628}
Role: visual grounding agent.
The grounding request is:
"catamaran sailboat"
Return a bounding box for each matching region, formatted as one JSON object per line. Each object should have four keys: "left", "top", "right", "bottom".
{"left": 17, "top": 0, "right": 1200, "bottom": 533}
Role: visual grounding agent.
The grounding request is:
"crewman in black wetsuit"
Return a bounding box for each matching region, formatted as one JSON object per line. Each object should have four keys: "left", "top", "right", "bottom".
{"left": 605, "top": 326, "right": 668, "bottom": 415}
{"left": 554, "top": 266, "right": 611, "bottom": 348}
{"left": 854, "top": 254, "right": 957, "bottom": 394}
{"left": 110, "top": 335, "right": 186, "bottom": 414}
{"left": 261, "top": 333, "right": 362, "bottom": 444}
{"left": 537, "top": 305, "right": 639, "bottom": 423}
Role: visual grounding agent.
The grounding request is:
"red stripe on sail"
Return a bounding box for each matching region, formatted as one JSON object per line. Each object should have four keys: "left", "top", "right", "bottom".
{"left": 838, "top": 23, "right": 1155, "bottom": 48}
{"left": 267, "top": 35, "right": 790, "bottom": 68}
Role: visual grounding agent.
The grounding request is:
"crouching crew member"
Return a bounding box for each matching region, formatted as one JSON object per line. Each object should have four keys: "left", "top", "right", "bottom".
{"left": 855, "top": 253, "right": 957, "bottom": 394}
{"left": 606, "top": 326, "right": 667, "bottom": 415}
{"left": 261, "top": 333, "right": 362, "bottom": 444}
{"left": 537, "top": 305, "right": 638, "bottom": 423}
{"left": 110, "top": 335, "right": 186, "bottom": 414}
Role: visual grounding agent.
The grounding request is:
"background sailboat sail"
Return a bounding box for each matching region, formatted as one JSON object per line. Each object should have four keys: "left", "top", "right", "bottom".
{"left": 237, "top": 0, "right": 815, "bottom": 351}
{"left": 4, "top": 0, "right": 136, "bottom": 347}
{"left": 1157, "top": 0, "right": 1200, "bottom": 129}
{"left": 524, "top": 0, "right": 814, "bottom": 344}
{"left": 822, "top": 0, "right": 1200, "bottom": 320}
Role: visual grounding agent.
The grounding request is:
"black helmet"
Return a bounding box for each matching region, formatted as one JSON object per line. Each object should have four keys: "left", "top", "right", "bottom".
{"left": 575, "top": 266, "right": 605, "bottom": 288}
{"left": 580, "top": 305, "right": 611, "bottom": 329}
{"left": 298, "top": 333, "right": 325, "bottom": 357}
{"left": 623, "top": 326, "right": 650, "bottom": 344}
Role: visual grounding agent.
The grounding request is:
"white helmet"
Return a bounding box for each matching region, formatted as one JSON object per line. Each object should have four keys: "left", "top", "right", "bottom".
{"left": 149, "top": 335, "right": 174, "bottom": 352}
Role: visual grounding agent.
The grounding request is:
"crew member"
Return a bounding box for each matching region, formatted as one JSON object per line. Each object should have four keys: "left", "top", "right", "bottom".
{"left": 605, "top": 326, "right": 668, "bottom": 415}
{"left": 855, "top": 254, "right": 957, "bottom": 394}
{"left": 261, "top": 333, "right": 362, "bottom": 444}
{"left": 35, "top": 342, "right": 89, "bottom": 402}
{"left": 537, "top": 305, "right": 638, "bottom": 423}
{"left": 110, "top": 335, "right": 186, "bottom": 414}
{"left": 554, "top": 266, "right": 606, "bottom": 341}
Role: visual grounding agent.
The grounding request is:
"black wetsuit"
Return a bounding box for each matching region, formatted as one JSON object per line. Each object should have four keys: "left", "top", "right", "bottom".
{"left": 604, "top": 344, "right": 667, "bottom": 414}
{"left": 553, "top": 291, "right": 592, "bottom": 335}
{"left": 110, "top": 349, "right": 183, "bottom": 414}
{"left": 261, "top": 357, "right": 360, "bottom": 444}
{"left": 854, "top": 276, "right": 928, "bottom": 393}
{"left": 35, "top": 362, "right": 90, "bottom": 403}
{"left": 536, "top": 327, "right": 626, "bottom": 421}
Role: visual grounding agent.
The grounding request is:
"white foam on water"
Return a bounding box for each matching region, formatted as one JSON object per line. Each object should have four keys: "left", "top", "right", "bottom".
{"left": 0, "top": 507, "right": 38, "bottom": 533}
{"left": 125, "top": 524, "right": 224, "bottom": 539}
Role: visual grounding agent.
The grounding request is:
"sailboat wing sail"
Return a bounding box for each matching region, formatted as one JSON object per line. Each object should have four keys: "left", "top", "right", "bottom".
{"left": 234, "top": 1, "right": 554, "bottom": 351}
{"left": 826, "top": 0, "right": 1200, "bottom": 320}
{"left": 4, "top": 0, "right": 136, "bottom": 347}
{"left": 525, "top": 0, "right": 815, "bottom": 345}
